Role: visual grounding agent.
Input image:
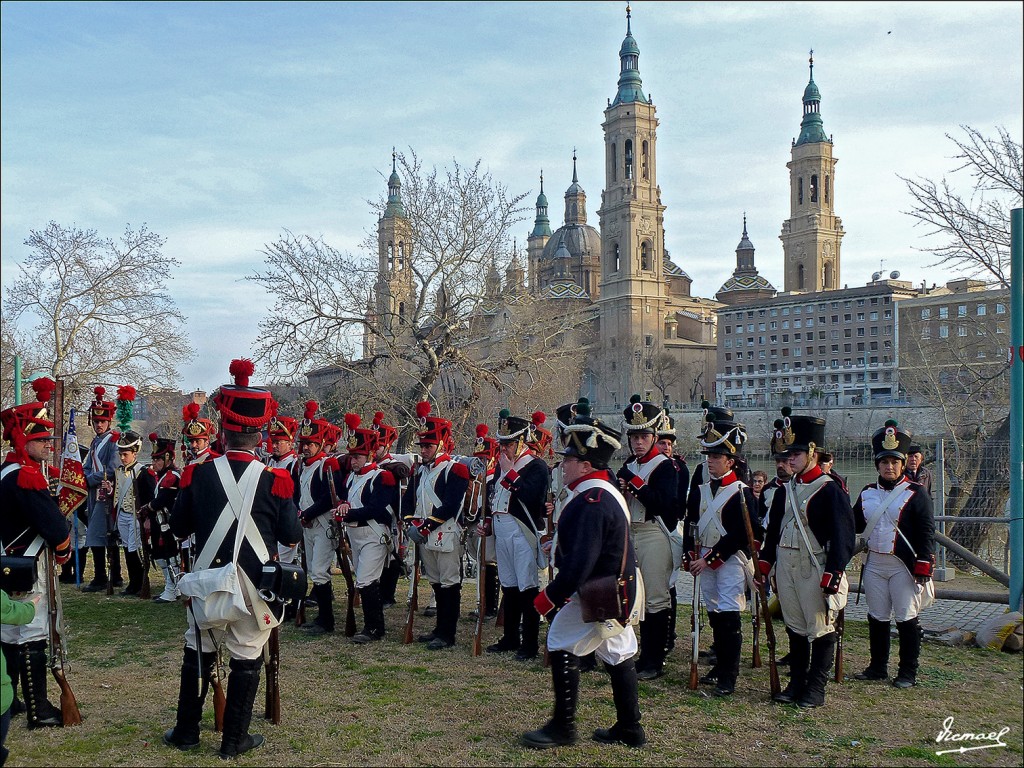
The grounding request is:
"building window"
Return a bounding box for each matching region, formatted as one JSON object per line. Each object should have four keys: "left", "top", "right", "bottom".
{"left": 921, "top": 308, "right": 931, "bottom": 319}
{"left": 996, "top": 303, "right": 1006, "bottom": 314}
{"left": 613, "top": 243, "right": 620, "bottom": 272}
{"left": 610, "top": 143, "right": 617, "bottom": 182}
{"left": 810, "top": 174, "right": 818, "bottom": 202}
{"left": 957, "top": 305, "right": 967, "bottom": 317}
{"left": 939, "top": 325, "right": 949, "bottom": 338}
{"left": 938, "top": 306, "right": 948, "bottom": 319}
{"left": 624, "top": 139, "right": 633, "bottom": 179}
{"left": 798, "top": 264, "right": 805, "bottom": 290}
{"left": 921, "top": 326, "right": 931, "bottom": 339}
{"left": 824, "top": 174, "right": 830, "bottom": 204}
{"left": 644, "top": 334, "right": 654, "bottom": 347}
{"left": 641, "top": 140, "right": 649, "bottom": 180}
{"left": 958, "top": 325, "right": 967, "bottom": 337}
{"left": 869, "top": 311, "right": 878, "bottom": 321}
{"left": 641, "top": 241, "right": 650, "bottom": 270}
{"left": 798, "top": 177, "right": 803, "bottom": 204}
{"left": 977, "top": 304, "right": 987, "bottom": 316}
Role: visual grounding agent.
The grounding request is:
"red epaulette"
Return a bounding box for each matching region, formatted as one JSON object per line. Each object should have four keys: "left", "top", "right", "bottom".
{"left": 269, "top": 467, "right": 294, "bottom": 498}
{"left": 180, "top": 463, "right": 197, "bottom": 489}
{"left": 379, "top": 470, "right": 396, "bottom": 487}
{"left": 450, "top": 462, "right": 470, "bottom": 480}
{"left": 111, "top": 431, "right": 121, "bottom": 441}
{"left": 324, "top": 456, "right": 340, "bottom": 472}
{"left": 17, "top": 465, "right": 48, "bottom": 491}
{"left": 159, "top": 472, "right": 179, "bottom": 489}
{"left": 584, "top": 488, "right": 604, "bottom": 503}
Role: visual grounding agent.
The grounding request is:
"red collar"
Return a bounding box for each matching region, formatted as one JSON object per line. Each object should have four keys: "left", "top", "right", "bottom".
{"left": 568, "top": 470, "right": 610, "bottom": 490}
{"left": 635, "top": 446, "right": 661, "bottom": 465}
{"left": 226, "top": 450, "right": 259, "bottom": 463}
{"left": 274, "top": 450, "right": 296, "bottom": 461}
{"left": 303, "top": 452, "right": 325, "bottom": 467}
{"left": 713, "top": 470, "right": 737, "bottom": 486}
{"left": 796, "top": 465, "right": 824, "bottom": 484}
{"left": 432, "top": 453, "right": 452, "bottom": 467}
{"left": 357, "top": 462, "right": 377, "bottom": 475}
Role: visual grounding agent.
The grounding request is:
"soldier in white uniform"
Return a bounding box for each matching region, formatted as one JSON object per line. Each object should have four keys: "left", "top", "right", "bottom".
{"left": 267, "top": 415, "right": 299, "bottom": 565}
{"left": 335, "top": 414, "right": 400, "bottom": 644}
{"left": 853, "top": 419, "right": 935, "bottom": 688}
{"left": 683, "top": 414, "right": 760, "bottom": 696}
{"left": 486, "top": 410, "right": 550, "bottom": 661}
{"left": 760, "top": 409, "right": 855, "bottom": 709}
{"left": 615, "top": 395, "right": 678, "bottom": 680}
{"left": 292, "top": 401, "right": 337, "bottom": 634}
{"left": 371, "top": 412, "right": 414, "bottom": 608}
{"left": 402, "top": 401, "right": 470, "bottom": 650}
{"left": 468, "top": 424, "right": 500, "bottom": 621}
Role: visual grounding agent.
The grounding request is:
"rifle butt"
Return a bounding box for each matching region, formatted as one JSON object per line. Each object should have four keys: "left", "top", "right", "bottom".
{"left": 213, "top": 680, "right": 226, "bottom": 733}
{"left": 769, "top": 662, "right": 781, "bottom": 697}
{"left": 54, "top": 672, "right": 82, "bottom": 726}
{"left": 403, "top": 611, "right": 415, "bottom": 645}
{"left": 752, "top": 646, "right": 762, "bottom": 669}
{"left": 688, "top": 663, "right": 699, "bottom": 691}
{"left": 140, "top": 576, "right": 151, "bottom": 601}
{"left": 345, "top": 600, "right": 357, "bottom": 638}
{"left": 495, "top": 595, "right": 505, "bottom": 628}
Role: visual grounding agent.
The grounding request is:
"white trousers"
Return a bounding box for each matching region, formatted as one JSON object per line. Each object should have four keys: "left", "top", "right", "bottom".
{"left": 0, "top": 568, "right": 49, "bottom": 644}
{"left": 347, "top": 524, "right": 389, "bottom": 588}
{"left": 493, "top": 514, "right": 539, "bottom": 591}
{"left": 698, "top": 548, "right": 749, "bottom": 613}
{"left": 546, "top": 596, "right": 638, "bottom": 665}
{"left": 303, "top": 516, "right": 335, "bottom": 585}
{"left": 863, "top": 552, "right": 921, "bottom": 623}
{"left": 775, "top": 547, "right": 839, "bottom": 640}
{"left": 632, "top": 522, "right": 673, "bottom": 613}
{"left": 419, "top": 543, "right": 464, "bottom": 588}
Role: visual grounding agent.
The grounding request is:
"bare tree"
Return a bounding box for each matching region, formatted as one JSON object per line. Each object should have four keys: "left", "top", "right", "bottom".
{"left": 900, "top": 125, "right": 1021, "bottom": 289}
{"left": 249, "top": 150, "right": 591, "bottom": 434}
{"left": 2, "top": 222, "right": 194, "bottom": 407}
{"left": 899, "top": 125, "right": 1021, "bottom": 558}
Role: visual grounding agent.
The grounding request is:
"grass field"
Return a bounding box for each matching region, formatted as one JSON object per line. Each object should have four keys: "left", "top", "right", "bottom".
{"left": 5, "top": 571, "right": 1022, "bottom": 767}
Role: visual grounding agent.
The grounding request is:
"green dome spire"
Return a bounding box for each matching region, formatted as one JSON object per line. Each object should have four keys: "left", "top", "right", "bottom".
{"left": 532, "top": 170, "right": 552, "bottom": 237}
{"left": 795, "top": 51, "right": 829, "bottom": 146}
{"left": 611, "top": 4, "right": 647, "bottom": 107}
{"left": 384, "top": 147, "right": 406, "bottom": 219}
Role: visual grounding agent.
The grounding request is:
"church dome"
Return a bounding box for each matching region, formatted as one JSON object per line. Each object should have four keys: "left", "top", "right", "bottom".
{"left": 540, "top": 224, "right": 601, "bottom": 263}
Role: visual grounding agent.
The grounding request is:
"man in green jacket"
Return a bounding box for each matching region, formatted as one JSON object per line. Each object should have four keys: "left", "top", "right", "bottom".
{"left": 2, "top": 589, "right": 37, "bottom": 766}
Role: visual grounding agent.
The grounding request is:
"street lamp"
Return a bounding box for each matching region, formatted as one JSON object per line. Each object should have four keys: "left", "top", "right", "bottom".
{"left": 12, "top": 354, "right": 48, "bottom": 405}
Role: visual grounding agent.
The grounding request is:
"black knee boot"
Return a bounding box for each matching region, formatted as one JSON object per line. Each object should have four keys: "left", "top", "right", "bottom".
{"left": 773, "top": 629, "right": 810, "bottom": 704}
{"left": 122, "top": 549, "right": 143, "bottom": 596}
{"left": 352, "top": 581, "right": 386, "bottom": 643}
{"left": 218, "top": 657, "right": 265, "bottom": 759}
{"left": 379, "top": 556, "right": 401, "bottom": 607}
{"left": 522, "top": 650, "right": 580, "bottom": 748}
{"left": 20, "top": 642, "right": 61, "bottom": 729}
{"left": 312, "top": 582, "right": 335, "bottom": 633}
{"left": 699, "top": 612, "right": 722, "bottom": 684}
{"left": 487, "top": 587, "right": 521, "bottom": 653}
{"left": 485, "top": 565, "right": 500, "bottom": 617}
{"left": 893, "top": 617, "right": 922, "bottom": 688}
{"left": 856, "top": 616, "right": 891, "bottom": 680}
{"left": 798, "top": 632, "right": 836, "bottom": 709}
{"left": 164, "top": 648, "right": 215, "bottom": 750}
{"left": 1, "top": 643, "right": 23, "bottom": 715}
{"left": 107, "top": 545, "right": 123, "bottom": 587}
{"left": 517, "top": 588, "right": 540, "bottom": 661}
{"left": 427, "top": 585, "right": 460, "bottom": 649}
{"left": 417, "top": 584, "right": 443, "bottom": 642}
{"left": 82, "top": 546, "right": 108, "bottom": 591}
{"left": 594, "top": 658, "right": 647, "bottom": 747}
{"left": 637, "top": 609, "right": 671, "bottom": 680}
{"left": 667, "top": 586, "right": 678, "bottom": 653}
{"left": 712, "top": 611, "right": 743, "bottom": 696}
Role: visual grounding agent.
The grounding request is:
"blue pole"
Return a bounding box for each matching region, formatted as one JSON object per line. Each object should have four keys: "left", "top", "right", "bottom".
{"left": 1009, "top": 207, "right": 1022, "bottom": 612}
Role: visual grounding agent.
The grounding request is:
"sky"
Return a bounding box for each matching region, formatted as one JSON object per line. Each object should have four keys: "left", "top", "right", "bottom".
{"left": 2, "top": 1, "right": 1022, "bottom": 395}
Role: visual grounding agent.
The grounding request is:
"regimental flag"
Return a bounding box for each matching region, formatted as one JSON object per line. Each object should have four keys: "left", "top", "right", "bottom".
{"left": 57, "top": 408, "right": 88, "bottom": 520}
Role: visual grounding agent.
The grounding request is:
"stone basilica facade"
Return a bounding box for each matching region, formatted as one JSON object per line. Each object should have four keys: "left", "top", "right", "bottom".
{"left": 355, "top": 8, "right": 849, "bottom": 415}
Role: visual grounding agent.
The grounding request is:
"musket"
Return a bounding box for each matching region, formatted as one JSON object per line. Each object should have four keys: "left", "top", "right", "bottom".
{"left": 295, "top": 541, "right": 308, "bottom": 627}
{"left": 834, "top": 608, "right": 845, "bottom": 683}
{"left": 325, "top": 463, "right": 358, "bottom": 637}
{"left": 738, "top": 487, "right": 780, "bottom": 697}
{"left": 211, "top": 641, "right": 226, "bottom": 732}
{"left": 264, "top": 625, "right": 281, "bottom": 724}
{"left": 103, "top": 469, "right": 115, "bottom": 596}
{"left": 472, "top": 475, "right": 490, "bottom": 657}
{"left": 403, "top": 541, "right": 420, "bottom": 645}
{"left": 751, "top": 589, "right": 761, "bottom": 668}
{"left": 138, "top": 501, "right": 152, "bottom": 600}
{"left": 45, "top": 548, "right": 82, "bottom": 726}
{"left": 689, "top": 570, "right": 701, "bottom": 691}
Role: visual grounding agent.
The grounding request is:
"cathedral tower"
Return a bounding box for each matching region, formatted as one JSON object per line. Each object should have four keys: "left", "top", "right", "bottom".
{"left": 526, "top": 171, "right": 552, "bottom": 293}
{"left": 596, "top": 5, "right": 668, "bottom": 404}
{"left": 780, "top": 53, "right": 844, "bottom": 293}
{"left": 374, "top": 149, "right": 414, "bottom": 351}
